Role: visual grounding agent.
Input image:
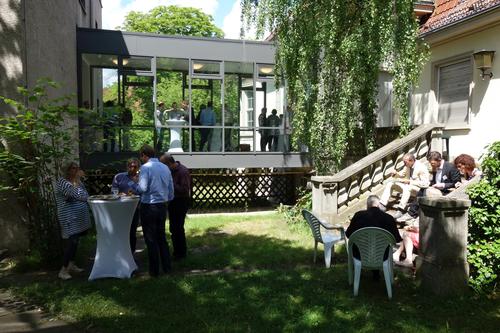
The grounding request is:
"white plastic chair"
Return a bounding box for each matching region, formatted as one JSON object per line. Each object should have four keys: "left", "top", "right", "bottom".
{"left": 347, "top": 227, "right": 396, "bottom": 299}
{"left": 302, "top": 209, "right": 346, "bottom": 268}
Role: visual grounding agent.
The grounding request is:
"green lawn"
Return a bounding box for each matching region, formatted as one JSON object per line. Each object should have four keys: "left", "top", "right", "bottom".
{"left": 1, "top": 212, "right": 498, "bottom": 332}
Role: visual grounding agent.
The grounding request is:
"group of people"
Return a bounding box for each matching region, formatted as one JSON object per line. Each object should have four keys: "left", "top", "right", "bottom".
{"left": 347, "top": 151, "right": 481, "bottom": 269}
{"left": 258, "top": 107, "right": 284, "bottom": 152}
{"left": 56, "top": 144, "right": 192, "bottom": 280}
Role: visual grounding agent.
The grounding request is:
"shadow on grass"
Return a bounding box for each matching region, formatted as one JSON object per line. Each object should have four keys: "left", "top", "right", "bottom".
{"left": 1, "top": 228, "right": 499, "bottom": 332}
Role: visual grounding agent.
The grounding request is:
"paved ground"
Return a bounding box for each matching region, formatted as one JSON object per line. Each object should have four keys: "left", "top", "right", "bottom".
{"left": 0, "top": 291, "right": 82, "bottom": 333}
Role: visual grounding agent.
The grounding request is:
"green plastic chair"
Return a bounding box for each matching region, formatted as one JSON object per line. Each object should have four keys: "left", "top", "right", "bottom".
{"left": 347, "top": 227, "right": 396, "bottom": 299}
{"left": 302, "top": 209, "right": 346, "bottom": 268}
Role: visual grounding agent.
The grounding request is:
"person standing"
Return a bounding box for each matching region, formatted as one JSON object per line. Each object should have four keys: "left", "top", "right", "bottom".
{"left": 199, "top": 101, "right": 215, "bottom": 151}
{"left": 160, "top": 154, "right": 192, "bottom": 260}
{"left": 258, "top": 107, "right": 268, "bottom": 151}
{"left": 55, "top": 162, "right": 92, "bottom": 280}
{"left": 266, "top": 109, "right": 281, "bottom": 151}
{"left": 111, "top": 158, "right": 141, "bottom": 253}
{"left": 129, "top": 145, "right": 174, "bottom": 277}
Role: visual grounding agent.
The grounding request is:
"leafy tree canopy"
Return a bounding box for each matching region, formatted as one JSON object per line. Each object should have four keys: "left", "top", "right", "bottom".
{"left": 122, "top": 5, "right": 224, "bottom": 38}
{"left": 242, "top": 0, "right": 428, "bottom": 174}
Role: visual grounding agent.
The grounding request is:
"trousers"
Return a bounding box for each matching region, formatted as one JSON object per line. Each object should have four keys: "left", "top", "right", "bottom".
{"left": 168, "top": 197, "right": 189, "bottom": 258}
{"left": 140, "top": 202, "right": 171, "bottom": 276}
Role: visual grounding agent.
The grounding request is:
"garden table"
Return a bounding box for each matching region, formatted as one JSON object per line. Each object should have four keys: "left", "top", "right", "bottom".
{"left": 88, "top": 196, "right": 139, "bottom": 280}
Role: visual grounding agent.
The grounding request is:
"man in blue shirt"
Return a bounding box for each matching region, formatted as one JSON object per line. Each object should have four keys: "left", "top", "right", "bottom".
{"left": 199, "top": 101, "right": 215, "bottom": 151}
{"left": 129, "top": 145, "right": 174, "bottom": 276}
{"left": 111, "top": 158, "right": 141, "bottom": 253}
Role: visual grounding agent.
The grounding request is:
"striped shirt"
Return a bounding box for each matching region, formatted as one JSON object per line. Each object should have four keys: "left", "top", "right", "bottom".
{"left": 55, "top": 178, "right": 91, "bottom": 239}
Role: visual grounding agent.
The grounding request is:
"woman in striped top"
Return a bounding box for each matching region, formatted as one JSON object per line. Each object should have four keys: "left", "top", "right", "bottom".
{"left": 55, "top": 162, "right": 91, "bottom": 280}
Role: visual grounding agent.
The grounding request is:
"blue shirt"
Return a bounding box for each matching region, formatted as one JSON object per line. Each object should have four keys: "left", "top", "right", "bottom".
{"left": 129, "top": 158, "right": 174, "bottom": 204}
{"left": 112, "top": 172, "right": 139, "bottom": 194}
{"left": 199, "top": 107, "right": 215, "bottom": 126}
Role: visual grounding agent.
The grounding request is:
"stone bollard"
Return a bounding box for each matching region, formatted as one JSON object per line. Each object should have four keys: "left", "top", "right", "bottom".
{"left": 417, "top": 197, "right": 471, "bottom": 295}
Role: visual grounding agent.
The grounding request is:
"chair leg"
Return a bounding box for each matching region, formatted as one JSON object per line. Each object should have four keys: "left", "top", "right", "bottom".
{"left": 383, "top": 259, "right": 393, "bottom": 299}
{"left": 353, "top": 258, "right": 362, "bottom": 296}
{"left": 323, "top": 242, "right": 334, "bottom": 268}
{"left": 313, "top": 241, "right": 318, "bottom": 263}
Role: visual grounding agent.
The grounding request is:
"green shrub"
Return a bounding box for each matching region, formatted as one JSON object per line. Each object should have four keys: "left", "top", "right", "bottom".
{"left": 466, "top": 141, "right": 500, "bottom": 293}
{"left": 278, "top": 189, "right": 312, "bottom": 233}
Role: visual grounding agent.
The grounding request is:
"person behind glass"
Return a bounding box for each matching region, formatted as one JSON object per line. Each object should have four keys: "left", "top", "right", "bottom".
{"left": 111, "top": 158, "right": 141, "bottom": 253}
{"left": 266, "top": 109, "right": 281, "bottom": 152}
{"left": 155, "top": 102, "right": 166, "bottom": 152}
{"left": 103, "top": 100, "right": 119, "bottom": 152}
{"left": 425, "top": 151, "right": 461, "bottom": 197}
{"left": 199, "top": 101, "right": 215, "bottom": 151}
{"left": 160, "top": 153, "right": 192, "bottom": 260}
{"left": 55, "top": 162, "right": 92, "bottom": 280}
{"left": 454, "top": 153, "right": 482, "bottom": 187}
{"left": 258, "top": 107, "right": 268, "bottom": 151}
{"left": 128, "top": 145, "right": 174, "bottom": 277}
{"left": 223, "top": 103, "right": 233, "bottom": 151}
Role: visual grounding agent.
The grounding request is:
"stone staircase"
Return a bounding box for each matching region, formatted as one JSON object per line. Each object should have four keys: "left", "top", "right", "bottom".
{"left": 311, "top": 124, "right": 445, "bottom": 225}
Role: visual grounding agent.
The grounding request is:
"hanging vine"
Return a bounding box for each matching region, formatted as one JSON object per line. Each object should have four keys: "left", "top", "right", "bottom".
{"left": 242, "top": 0, "right": 428, "bottom": 174}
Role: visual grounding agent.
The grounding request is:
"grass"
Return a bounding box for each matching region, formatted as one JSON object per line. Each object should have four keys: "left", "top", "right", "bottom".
{"left": 1, "top": 212, "right": 499, "bottom": 332}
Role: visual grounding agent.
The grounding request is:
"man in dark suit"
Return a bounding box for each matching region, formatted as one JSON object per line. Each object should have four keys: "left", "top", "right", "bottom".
{"left": 346, "top": 195, "right": 402, "bottom": 279}
{"left": 426, "top": 151, "right": 461, "bottom": 197}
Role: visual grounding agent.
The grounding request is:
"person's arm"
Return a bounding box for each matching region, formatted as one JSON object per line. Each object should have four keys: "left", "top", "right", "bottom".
{"left": 111, "top": 174, "right": 120, "bottom": 192}
{"left": 58, "top": 178, "right": 88, "bottom": 202}
{"left": 174, "top": 170, "right": 191, "bottom": 197}
{"left": 410, "top": 165, "right": 430, "bottom": 188}
{"left": 345, "top": 213, "right": 359, "bottom": 238}
{"left": 128, "top": 167, "right": 148, "bottom": 194}
{"left": 444, "top": 166, "right": 462, "bottom": 190}
{"left": 167, "top": 171, "right": 174, "bottom": 201}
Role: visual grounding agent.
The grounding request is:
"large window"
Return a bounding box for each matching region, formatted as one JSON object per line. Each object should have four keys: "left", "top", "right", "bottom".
{"left": 437, "top": 59, "right": 472, "bottom": 128}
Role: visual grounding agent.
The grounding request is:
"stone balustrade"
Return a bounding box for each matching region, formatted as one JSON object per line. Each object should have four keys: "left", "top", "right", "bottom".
{"left": 311, "top": 124, "right": 444, "bottom": 222}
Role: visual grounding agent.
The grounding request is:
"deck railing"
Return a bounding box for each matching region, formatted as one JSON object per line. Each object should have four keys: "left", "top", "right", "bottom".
{"left": 311, "top": 124, "right": 444, "bottom": 222}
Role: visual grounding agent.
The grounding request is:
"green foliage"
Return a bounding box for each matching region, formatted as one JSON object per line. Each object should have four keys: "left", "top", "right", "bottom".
{"left": 278, "top": 189, "right": 311, "bottom": 233}
{"left": 242, "top": 0, "right": 428, "bottom": 174}
{"left": 122, "top": 5, "right": 223, "bottom": 38}
{"left": 0, "top": 79, "right": 85, "bottom": 262}
{"left": 466, "top": 141, "right": 500, "bottom": 293}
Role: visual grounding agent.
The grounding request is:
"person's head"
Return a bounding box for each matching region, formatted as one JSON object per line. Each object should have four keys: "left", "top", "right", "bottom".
{"left": 279, "top": 114, "right": 283, "bottom": 119}
{"left": 104, "top": 100, "right": 114, "bottom": 107}
{"left": 139, "top": 144, "right": 155, "bottom": 163}
{"left": 402, "top": 153, "right": 416, "bottom": 168}
{"left": 427, "top": 151, "right": 442, "bottom": 170}
{"left": 200, "top": 104, "right": 206, "bottom": 111}
{"left": 171, "top": 102, "right": 177, "bottom": 109}
{"left": 207, "top": 101, "right": 213, "bottom": 108}
{"left": 261, "top": 107, "right": 267, "bottom": 114}
{"left": 181, "top": 100, "right": 188, "bottom": 109}
{"left": 160, "top": 153, "right": 176, "bottom": 169}
{"left": 272, "top": 109, "right": 277, "bottom": 115}
{"left": 158, "top": 102, "right": 165, "bottom": 109}
{"left": 454, "top": 154, "right": 476, "bottom": 178}
{"left": 366, "top": 195, "right": 380, "bottom": 209}
{"left": 126, "top": 158, "right": 140, "bottom": 176}
{"left": 63, "top": 161, "right": 80, "bottom": 180}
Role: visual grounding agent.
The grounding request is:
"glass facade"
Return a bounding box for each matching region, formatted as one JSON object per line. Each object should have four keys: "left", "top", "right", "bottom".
{"left": 80, "top": 53, "right": 290, "bottom": 154}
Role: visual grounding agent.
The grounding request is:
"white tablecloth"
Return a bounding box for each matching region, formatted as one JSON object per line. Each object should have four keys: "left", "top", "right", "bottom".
{"left": 88, "top": 197, "right": 139, "bottom": 280}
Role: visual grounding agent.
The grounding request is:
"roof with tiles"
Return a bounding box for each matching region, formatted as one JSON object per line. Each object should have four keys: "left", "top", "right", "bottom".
{"left": 420, "top": 0, "right": 500, "bottom": 34}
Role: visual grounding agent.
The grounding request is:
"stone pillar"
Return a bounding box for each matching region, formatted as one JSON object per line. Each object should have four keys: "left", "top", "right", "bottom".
{"left": 417, "top": 197, "right": 470, "bottom": 295}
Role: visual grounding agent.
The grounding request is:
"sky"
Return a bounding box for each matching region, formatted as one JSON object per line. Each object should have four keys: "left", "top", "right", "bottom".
{"left": 101, "top": 0, "right": 245, "bottom": 39}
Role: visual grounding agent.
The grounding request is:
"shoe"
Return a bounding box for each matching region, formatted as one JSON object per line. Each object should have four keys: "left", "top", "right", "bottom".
{"left": 392, "top": 211, "right": 404, "bottom": 219}
{"left": 68, "top": 262, "right": 84, "bottom": 273}
{"left": 395, "top": 260, "right": 413, "bottom": 268}
{"left": 58, "top": 267, "right": 72, "bottom": 280}
{"left": 378, "top": 203, "right": 387, "bottom": 212}
{"left": 397, "top": 212, "right": 414, "bottom": 223}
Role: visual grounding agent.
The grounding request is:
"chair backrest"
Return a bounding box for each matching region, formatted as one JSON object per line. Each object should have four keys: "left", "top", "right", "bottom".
{"left": 302, "top": 209, "right": 323, "bottom": 243}
{"left": 348, "top": 227, "right": 396, "bottom": 269}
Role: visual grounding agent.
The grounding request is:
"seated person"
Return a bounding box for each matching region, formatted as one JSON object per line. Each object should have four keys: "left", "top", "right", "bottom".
{"left": 425, "top": 151, "right": 461, "bottom": 197}
{"left": 379, "top": 153, "right": 430, "bottom": 219}
{"left": 454, "top": 154, "right": 482, "bottom": 187}
{"left": 346, "top": 195, "right": 402, "bottom": 261}
{"left": 393, "top": 219, "right": 419, "bottom": 267}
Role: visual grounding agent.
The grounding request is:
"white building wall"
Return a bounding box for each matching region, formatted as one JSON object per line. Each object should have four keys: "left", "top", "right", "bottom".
{"left": 412, "top": 24, "right": 500, "bottom": 161}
